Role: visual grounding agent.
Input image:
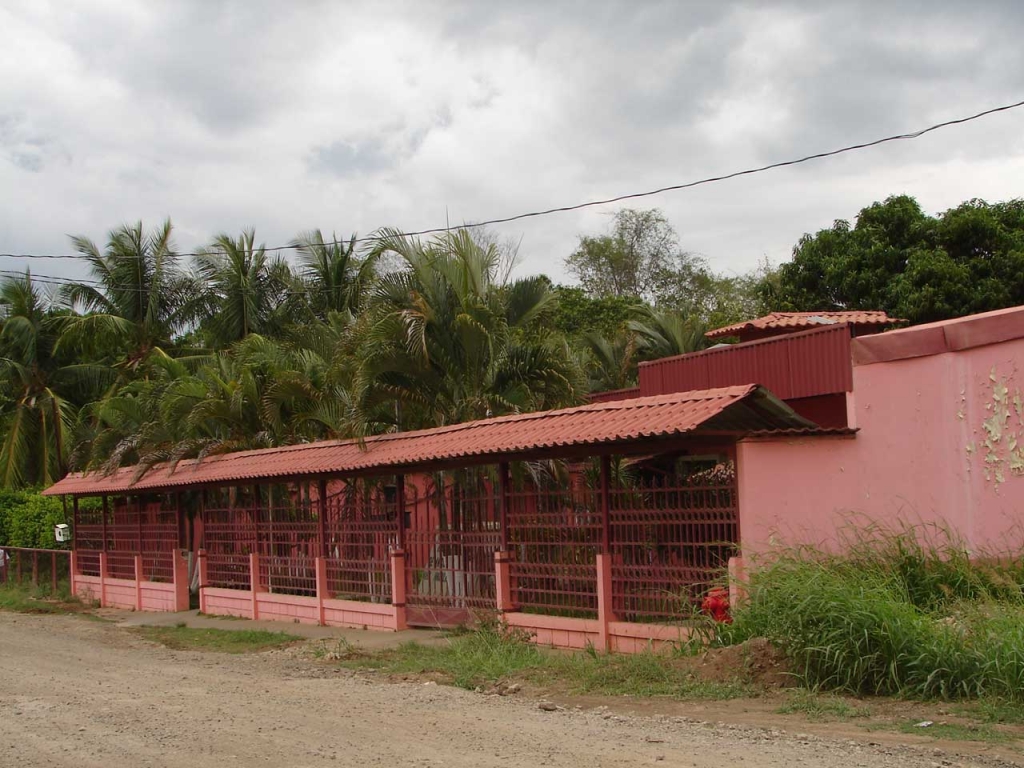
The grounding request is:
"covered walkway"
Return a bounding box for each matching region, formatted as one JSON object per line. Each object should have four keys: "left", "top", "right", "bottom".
{"left": 45, "top": 384, "right": 815, "bottom": 651}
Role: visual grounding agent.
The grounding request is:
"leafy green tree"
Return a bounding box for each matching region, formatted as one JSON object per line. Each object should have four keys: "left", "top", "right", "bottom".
{"left": 551, "top": 285, "right": 642, "bottom": 338}
{"left": 566, "top": 208, "right": 692, "bottom": 302}
{"left": 771, "top": 195, "right": 1024, "bottom": 324}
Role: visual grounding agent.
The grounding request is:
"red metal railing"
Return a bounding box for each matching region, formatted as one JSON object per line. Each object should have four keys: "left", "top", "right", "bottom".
{"left": 609, "top": 470, "right": 737, "bottom": 622}
{"left": 324, "top": 484, "right": 397, "bottom": 602}
{"left": 507, "top": 483, "right": 602, "bottom": 617}
{"left": 0, "top": 547, "right": 71, "bottom": 593}
{"left": 261, "top": 554, "right": 317, "bottom": 597}
{"left": 406, "top": 484, "right": 500, "bottom": 611}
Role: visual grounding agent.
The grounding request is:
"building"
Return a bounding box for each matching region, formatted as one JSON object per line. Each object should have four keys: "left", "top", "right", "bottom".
{"left": 42, "top": 305, "right": 1024, "bottom": 651}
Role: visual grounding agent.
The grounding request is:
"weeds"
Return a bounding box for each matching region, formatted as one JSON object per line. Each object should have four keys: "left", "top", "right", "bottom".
{"left": 721, "top": 525, "right": 1024, "bottom": 702}
{"left": 342, "top": 619, "right": 749, "bottom": 698}
{"left": 0, "top": 582, "right": 82, "bottom": 614}
{"left": 775, "top": 690, "right": 870, "bottom": 721}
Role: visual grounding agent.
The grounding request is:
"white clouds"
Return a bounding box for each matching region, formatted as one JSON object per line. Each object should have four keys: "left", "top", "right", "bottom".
{"left": 1, "top": 0, "right": 1023, "bottom": 288}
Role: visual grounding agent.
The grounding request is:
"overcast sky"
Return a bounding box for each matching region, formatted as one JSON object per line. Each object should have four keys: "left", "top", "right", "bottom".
{"left": 2, "top": 0, "right": 1023, "bottom": 286}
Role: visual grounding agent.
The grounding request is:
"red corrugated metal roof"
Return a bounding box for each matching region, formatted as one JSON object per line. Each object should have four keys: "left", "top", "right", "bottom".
{"left": 639, "top": 324, "right": 854, "bottom": 400}
{"left": 43, "top": 384, "right": 815, "bottom": 497}
{"left": 706, "top": 311, "right": 903, "bottom": 340}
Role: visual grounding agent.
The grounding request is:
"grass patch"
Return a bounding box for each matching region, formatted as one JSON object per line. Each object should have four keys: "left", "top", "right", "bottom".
{"left": 775, "top": 690, "right": 871, "bottom": 721}
{"left": 718, "top": 525, "right": 1024, "bottom": 702}
{"left": 342, "top": 620, "right": 749, "bottom": 699}
{"left": 0, "top": 583, "right": 81, "bottom": 614}
{"left": 893, "top": 720, "right": 1013, "bottom": 744}
{"left": 135, "top": 625, "right": 301, "bottom": 653}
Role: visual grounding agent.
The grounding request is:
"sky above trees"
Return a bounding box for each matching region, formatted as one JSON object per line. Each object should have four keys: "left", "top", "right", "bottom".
{"left": 2, "top": 1, "right": 1024, "bottom": 285}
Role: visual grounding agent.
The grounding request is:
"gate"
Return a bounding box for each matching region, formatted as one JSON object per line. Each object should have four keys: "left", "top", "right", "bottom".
{"left": 405, "top": 482, "right": 501, "bottom": 627}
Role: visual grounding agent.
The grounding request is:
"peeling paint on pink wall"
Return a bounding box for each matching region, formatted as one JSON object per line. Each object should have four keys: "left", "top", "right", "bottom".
{"left": 978, "top": 368, "right": 1024, "bottom": 486}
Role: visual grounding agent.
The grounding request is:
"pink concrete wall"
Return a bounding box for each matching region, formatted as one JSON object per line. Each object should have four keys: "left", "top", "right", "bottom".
{"left": 322, "top": 598, "right": 396, "bottom": 630}
{"left": 74, "top": 574, "right": 102, "bottom": 605}
{"left": 738, "top": 333, "right": 1024, "bottom": 556}
{"left": 199, "top": 586, "right": 400, "bottom": 630}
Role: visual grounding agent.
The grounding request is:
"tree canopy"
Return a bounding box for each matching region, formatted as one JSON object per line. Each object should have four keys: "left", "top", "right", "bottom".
{"left": 771, "top": 195, "right": 1024, "bottom": 324}
{"left": 1, "top": 194, "right": 1021, "bottom": 490}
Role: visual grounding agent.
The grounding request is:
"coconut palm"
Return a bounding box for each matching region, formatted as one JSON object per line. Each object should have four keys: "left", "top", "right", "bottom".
{"left": 193, "top": 229, "right": 298, "bottom": 348}
{"left": 293, "top": 230, "right": 377, "bottom": 320}
{"left": 0, "top": 272, "right": 110, "bottom": 487}
{"left": 59, "top": 220, "right": 194, "bottom": 372}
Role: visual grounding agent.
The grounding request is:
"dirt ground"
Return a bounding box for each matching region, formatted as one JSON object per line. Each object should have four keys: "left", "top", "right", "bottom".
{"left": 0, "top": 612, "right": 1020, "bottom": 768}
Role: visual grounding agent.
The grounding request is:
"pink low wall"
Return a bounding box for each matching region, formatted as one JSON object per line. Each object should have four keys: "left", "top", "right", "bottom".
{"left": 200, "top": 585, "right": 399, "bottom": 630}
{"left": 738, "top": 315, "right": 1024, "bottom": 556}
{"left": 71, "top": 551, "right": 189, "bottom": 612}
{"left": 502, "top": 613, "right": 692, "bottom": 653}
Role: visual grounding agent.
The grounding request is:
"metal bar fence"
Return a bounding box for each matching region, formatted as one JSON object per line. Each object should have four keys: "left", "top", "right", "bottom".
{"left": 609, "top": 465, "right": 738, "bottom": 622}
{"left": 324, "top": 483, "right": 398, "bottom": 603}
{"left": 406, "top": 483, "right": 500, "bottom": 610}
{"left": 0, "top": 547, "right": 71, "bottom": 593}
{"left": 507, "top": 481, "right": 602, "bottom": 617}
{"left": 202, "top": 488, "right": 256, "bottom": 590}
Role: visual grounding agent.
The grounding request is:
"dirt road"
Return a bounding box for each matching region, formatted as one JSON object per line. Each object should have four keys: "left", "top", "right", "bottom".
{"left": 0, "top": 612, "right": 1016, "bottom": 768}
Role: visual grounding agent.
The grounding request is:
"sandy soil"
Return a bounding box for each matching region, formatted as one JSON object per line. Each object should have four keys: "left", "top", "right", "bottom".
{"left": 0, "top": 612, "right": 1019, "bottom": 768}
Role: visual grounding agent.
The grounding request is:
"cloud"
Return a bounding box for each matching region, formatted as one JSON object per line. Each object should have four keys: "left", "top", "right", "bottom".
{"left": 1, "top": 0, "right": 1023, "bottom": 289}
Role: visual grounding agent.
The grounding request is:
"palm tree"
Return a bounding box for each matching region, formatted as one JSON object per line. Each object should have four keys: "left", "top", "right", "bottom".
{"left": 193, "top": 229, "right": 298, "bottom": 348}
{"left": 627, "top": 307, "right": 708, "bottom": 360}
{"left": 354, "top": 228, "right": 585, "bottom": 433}
{"left": 0, "top": 272, "right": 110, "bottom": 487}
{"left": 293, "top": 230, "right": 377, "bottom": 320}
{"left": 59, "top": 220, "right": 193, "bottom": 372}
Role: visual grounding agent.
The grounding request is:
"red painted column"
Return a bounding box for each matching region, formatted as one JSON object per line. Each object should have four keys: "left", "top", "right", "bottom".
{"left": 133, "top": 553, "right": 143, "bottom": 611}
{"left": 390, "top": 549, "right": 407, "bottom": 631}
{"left": 197, "top": 549, "right": 208, "bottom": 614}
{"left": 317, "top": 478, "right": 328, "bottom": 559}
{"left": 395, "top": 474, "right": 406, "bottom": 551}
{"left": 498, "top": 462, "right": 510, "bottom": 551}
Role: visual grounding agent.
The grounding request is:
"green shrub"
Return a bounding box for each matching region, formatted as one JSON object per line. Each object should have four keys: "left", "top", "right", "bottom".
{"left": 723, "top": 528, "right": 1024, "bottom": 702}
{"left": 0, "top": 489, "right": 67, "bottom": 548}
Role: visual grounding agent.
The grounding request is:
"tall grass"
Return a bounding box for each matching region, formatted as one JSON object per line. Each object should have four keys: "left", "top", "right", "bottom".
{"left": 723, "top": 525, "right": 1024, "bottom": 702}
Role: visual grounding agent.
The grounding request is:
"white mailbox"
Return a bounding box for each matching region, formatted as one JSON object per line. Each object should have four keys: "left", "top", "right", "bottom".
{"left": 54, "top": 523, "right": 72, "bottom": 543}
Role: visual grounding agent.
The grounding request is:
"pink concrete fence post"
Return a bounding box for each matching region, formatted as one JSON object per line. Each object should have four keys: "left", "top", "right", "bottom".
{"left": 98, "top": 551, "right": 108, "bottom": 608}
{"left": 69, "top": 550, "right": 78, "bottom": 598}
{"left": 197, "top": 549, "right": 208, "bottom": 614}
{"left": 494, "top": 551, "right": 513, "bottom": 613}
{"left": 173, "top": 549, "right": 190, "bottom": 612}
{"left": 133, "top": 554, "right": 143, "bottom": 611}
{"left": 728, "top": 555, "right": 747, "bottom": 610}
{"left": 595, "top": 553, "right": 614, "bottom": 653}
{"left": 249, "top": 552, "right": 261, "bottom": 620}
{"left": 315, "top": 556, "right": 327, "bottom": 626}
{"left": 390, "top": 549, "right": 407, "bottom": 631}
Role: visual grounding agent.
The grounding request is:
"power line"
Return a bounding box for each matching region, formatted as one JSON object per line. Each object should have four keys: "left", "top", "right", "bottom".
{"left": 1, "top": 97, "right": 1022, "bottom": 264}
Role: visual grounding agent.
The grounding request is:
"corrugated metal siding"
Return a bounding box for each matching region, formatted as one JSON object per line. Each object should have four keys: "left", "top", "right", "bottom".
{"left": 638, "top": 324, "right": 853, "bottom": 399}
